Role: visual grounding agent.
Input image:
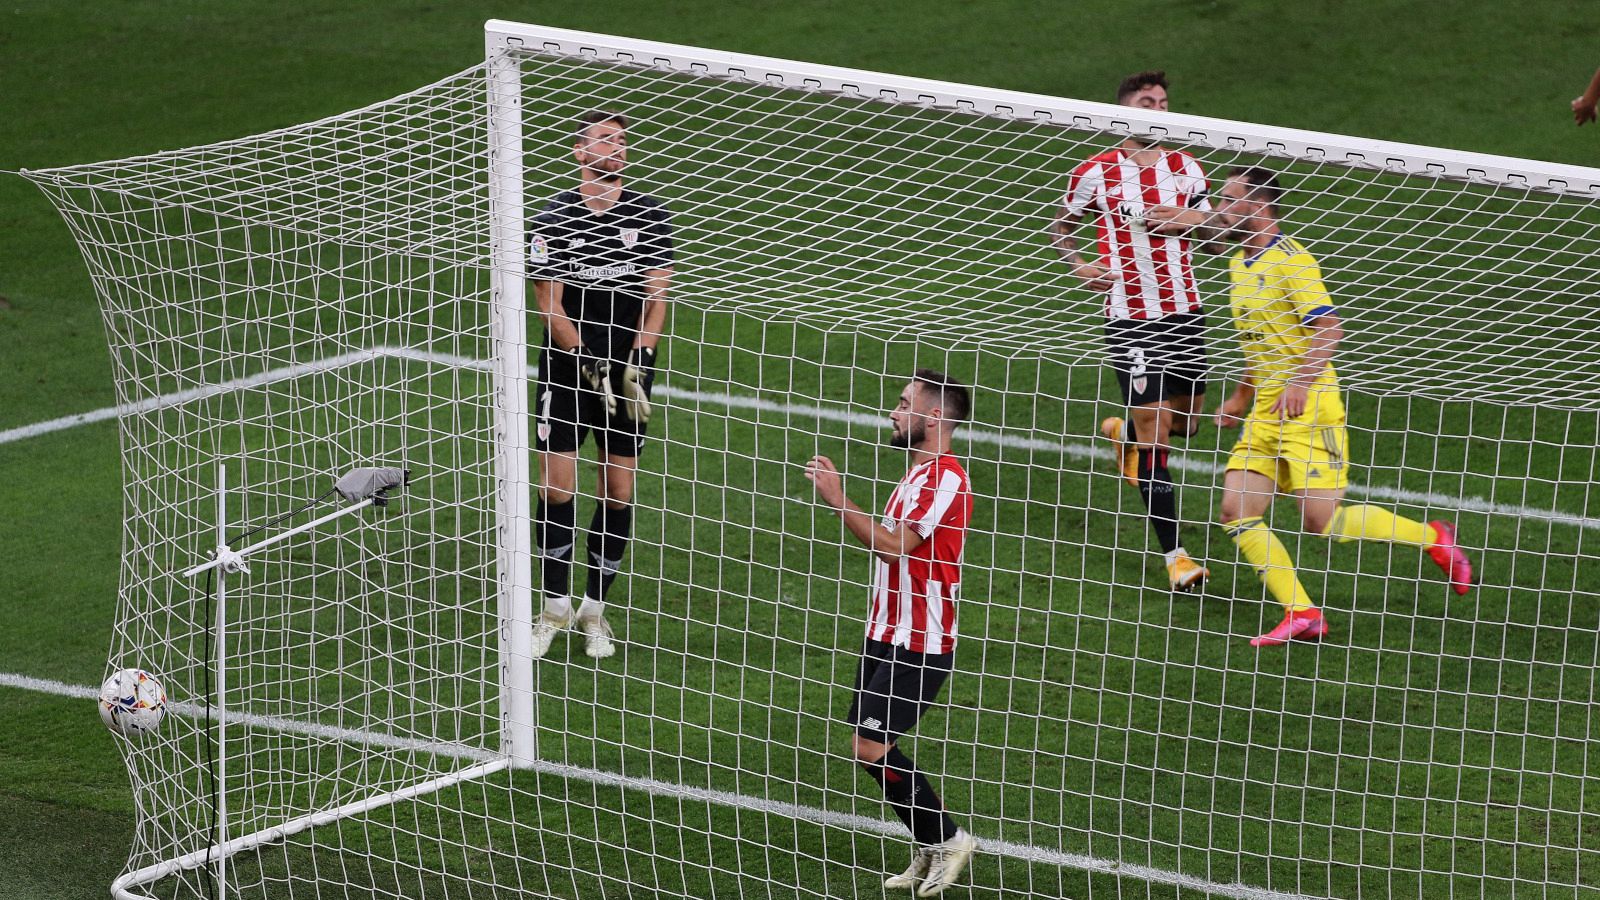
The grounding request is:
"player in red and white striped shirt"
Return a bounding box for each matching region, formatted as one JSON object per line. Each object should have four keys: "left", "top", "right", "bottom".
{"left": 804, "top": 369, "right": 975, "bottom": 897}
{"left": 1050, "top": 70, "right": 1221, "bottom": 593}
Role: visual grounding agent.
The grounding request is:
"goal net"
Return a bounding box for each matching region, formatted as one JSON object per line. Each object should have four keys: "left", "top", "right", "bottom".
{"left": 25, "top": 18, "right": 1600, "bottom": 900}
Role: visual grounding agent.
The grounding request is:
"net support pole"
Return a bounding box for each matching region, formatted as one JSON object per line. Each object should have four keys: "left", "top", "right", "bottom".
{"left": 213, "top": 460, "right": 231, "bottom": 899}
{"left": 485, "top": 31, "right": 536, "bottom": 768}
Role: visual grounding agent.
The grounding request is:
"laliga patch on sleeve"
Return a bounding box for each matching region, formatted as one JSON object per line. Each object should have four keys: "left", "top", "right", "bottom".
{"left": 529, "top": 234, "right": 550, "bottom": 265}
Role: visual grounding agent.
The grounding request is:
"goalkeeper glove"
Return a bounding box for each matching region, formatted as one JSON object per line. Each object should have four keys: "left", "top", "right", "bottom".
{"left": 618, "top": 346, "right": 657, "bottom": 425}
{"left": 574, "top": 347, "right": 617, "bottom": 417}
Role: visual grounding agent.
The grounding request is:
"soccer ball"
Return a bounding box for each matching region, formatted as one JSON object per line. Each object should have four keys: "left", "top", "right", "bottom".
{"left": 98, "top": 668, "right": 167, "bottom": 736}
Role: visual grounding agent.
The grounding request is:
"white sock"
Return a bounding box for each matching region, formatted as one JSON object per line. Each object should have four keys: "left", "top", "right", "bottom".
{"left": 542, "top": 594, "right": 574, "bottom": 620}
{"left": 577, "top": 598, "right": 606, "bottom": 620}
{"left": 1163, "top": 547, "right": 1187, "bottom": 567}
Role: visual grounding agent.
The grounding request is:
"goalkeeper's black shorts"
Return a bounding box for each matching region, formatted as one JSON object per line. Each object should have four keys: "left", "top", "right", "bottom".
{"left": 847, "top": 639, "right": 954, "bottom": 745}
{"left": 535, "top": 347, "right": 650, "bottom": 458}
{"left": 1104, "top": 310, "right": 1211, "bottom": 407}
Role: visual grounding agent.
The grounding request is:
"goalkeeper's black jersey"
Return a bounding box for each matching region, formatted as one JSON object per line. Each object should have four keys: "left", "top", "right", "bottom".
{"left": 526, "top": 188, "right": 675, "bottom": 361}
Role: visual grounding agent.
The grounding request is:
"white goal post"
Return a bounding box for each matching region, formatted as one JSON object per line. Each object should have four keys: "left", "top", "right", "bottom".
{"left": 18, "top": 17, "right": 1600, "bottom": 900}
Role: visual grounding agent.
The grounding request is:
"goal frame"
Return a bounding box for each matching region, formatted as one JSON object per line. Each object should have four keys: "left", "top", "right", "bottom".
{"left": 483, "top": 19, "right": 1600, "bottom": 197}
{"left": 102, "top": 17, "right": 1600, "bottom": 900}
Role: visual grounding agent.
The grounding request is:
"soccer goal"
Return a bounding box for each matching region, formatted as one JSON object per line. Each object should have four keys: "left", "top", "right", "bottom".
{"left": 24, "top": 18, "right": 1600, "bottom": 900}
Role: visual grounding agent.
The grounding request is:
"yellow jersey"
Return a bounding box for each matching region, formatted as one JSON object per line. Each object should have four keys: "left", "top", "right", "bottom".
{"left": 1227, "top": 234, "right": 1343, "bottom": 421}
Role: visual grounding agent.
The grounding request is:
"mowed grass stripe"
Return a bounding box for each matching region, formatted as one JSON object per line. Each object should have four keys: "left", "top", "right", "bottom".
{"left": 1, "top": 670, "right": 1314, "bottom": 900}
{"left": 1, "top": 344, "right": 1593, "bottom": 533}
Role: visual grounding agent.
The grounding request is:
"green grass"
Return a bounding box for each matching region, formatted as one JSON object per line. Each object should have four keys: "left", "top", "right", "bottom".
{"left": 4, "top": 2, "right": 1600, "bottom": 899}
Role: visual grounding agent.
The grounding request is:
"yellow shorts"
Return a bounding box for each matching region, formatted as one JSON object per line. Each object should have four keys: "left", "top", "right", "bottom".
{"left": 1226, "top": 415, "right": 1349, "bottom": 493}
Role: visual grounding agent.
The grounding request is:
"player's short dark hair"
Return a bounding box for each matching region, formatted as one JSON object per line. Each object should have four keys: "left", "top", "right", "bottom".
{"left": 1117, "top": 70, "right": 1169, "bottom": 103}
{"left": 913, "top": 369, "right": 971, "bottom": 425}
{"left": 1229, "top": 166, "right": 1284, "bottom": 210}
{"left": 576, "top": 110, "right": 628, "bottom": 140}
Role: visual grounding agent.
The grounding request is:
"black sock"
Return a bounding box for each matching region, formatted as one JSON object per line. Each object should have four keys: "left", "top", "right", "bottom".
{"left": 861, "top": 746, "right": 958, "bottom": 846}
{"left": 585, "top": 503, "right": 634, "bottom": 603}
{"left": 536, "top": 498, "right": 576, "bottom": 600}
{"left": 1137, "top": 448, "right": 1181, "bottom": 555}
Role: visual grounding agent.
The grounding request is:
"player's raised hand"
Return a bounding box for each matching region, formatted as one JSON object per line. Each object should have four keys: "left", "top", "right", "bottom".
{"left": 619, "top": 346, "right": 656, "bottom": 425}
{"left": 804, "top": 455, "right": 845, "bottom": 509}
{"left": 577, "top": 349, "right": 618, "bottom": 417}
{"left": 1575, "top": 96, "right": 1598, "bottom": 126}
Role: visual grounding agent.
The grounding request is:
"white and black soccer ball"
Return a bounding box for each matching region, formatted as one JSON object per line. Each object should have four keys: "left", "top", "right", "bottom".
{"left": 98, "top": 668, "right": 167, "bottom": 736}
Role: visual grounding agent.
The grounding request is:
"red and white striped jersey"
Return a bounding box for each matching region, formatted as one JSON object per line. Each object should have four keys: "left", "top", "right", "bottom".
{"left": 867, "top": 454, "right": 973, "bottom": 655}
{"left": 1063, "top": 147, "right": 1212, "bottom": 320}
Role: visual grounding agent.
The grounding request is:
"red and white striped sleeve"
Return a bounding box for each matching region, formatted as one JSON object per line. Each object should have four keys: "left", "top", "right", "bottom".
{"left": 1178, "top": 152, "right": 1212, "bottom": 212}
{"left": 1063, "top": 158, "right": 1104, "bottom": 219}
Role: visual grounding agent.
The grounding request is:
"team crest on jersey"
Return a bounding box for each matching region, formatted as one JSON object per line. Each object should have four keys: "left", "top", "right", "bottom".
{"left": 528, "top": 234, "right": 549, "bottom": 265}
{"left": 1131, "top": 376, "right": 1149, "bottom": 395}
{"left": 620, "top": 228, "right": 640, "bottom": 249}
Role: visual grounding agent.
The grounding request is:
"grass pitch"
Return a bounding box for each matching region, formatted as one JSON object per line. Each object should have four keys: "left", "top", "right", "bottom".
{"left": 3, "top": 2, "right": 1600, "bottom": 900}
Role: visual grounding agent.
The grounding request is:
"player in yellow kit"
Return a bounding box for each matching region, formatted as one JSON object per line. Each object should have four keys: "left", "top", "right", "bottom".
{"left": 1212, "top": 167, "right": 1474, "bottom": 647}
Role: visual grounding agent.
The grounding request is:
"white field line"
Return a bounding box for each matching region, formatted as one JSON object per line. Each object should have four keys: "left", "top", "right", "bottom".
{"left": 0, "top": 348, "right": 386, "bottom": 445}
{"left": 4, "top": 670, "right": 1309, "bottom": 900}
{"left": 2, "top": 344, "right": 1595, "bottom": 533}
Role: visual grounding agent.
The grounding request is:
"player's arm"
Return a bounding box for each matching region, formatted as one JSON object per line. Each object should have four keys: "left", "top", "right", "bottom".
{"left": 534, "top": 279, "right": 582, "bottom": 351}
{"left": 617, "top": 202, "right": 676, "bottom": 424}
{"left": 1272, "top": 252, "right": 1341, "bottom": 418}
{"left": 1149, "top": 163, "right": 1228, "bottom": 250}
{"left": 1575, "top": 67, "right": 1600, "bottom": 125}
{"left": 536, "top": 277, "right": 617, "bottom": 414}
{"left": 1273, "top": 312, "right": 1342, "bottom": 419}
{"left": 1049, "top": 205, "right": 1114, "bottom": 291}
{"left": 1146, "top": 198, "right": 1225, "bottom": 249}
{"left": 529, "top": 214, "right": 584, "bottom": 353}
{"left": 634, "top": 268, "right": 671, "bottom": 352}
{"left": 616, "top": 267, "right": 671, "bottom": 425}
{"left": 1215, "top": 370, "right": 1256, "bottom": 428}
{"left": 803, "top": 456, "right": 928, "bottom": 563}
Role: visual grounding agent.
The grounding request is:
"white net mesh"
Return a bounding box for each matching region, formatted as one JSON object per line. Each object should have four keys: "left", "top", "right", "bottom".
{"left": 26, "top": 21, "right": 1600, "bottom": 900}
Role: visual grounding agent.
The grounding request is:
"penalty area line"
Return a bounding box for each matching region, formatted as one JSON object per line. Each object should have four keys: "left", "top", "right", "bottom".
{"left": 0, "top": 344, "right": 1594, "bottom": 533}
{"left": 1, "top": 670, "right": 1310, "bottom": 900}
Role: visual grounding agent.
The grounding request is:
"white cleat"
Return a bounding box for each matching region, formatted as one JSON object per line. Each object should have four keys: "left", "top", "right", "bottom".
{"left": 884, "top": 846, "right": 933, "bottom": 890}
{"left": 916, "top": 830, "right": 976, "bottom": 897}
{"left": 578, "top": 613, "right": 615, "bottom": 659}
{"left": 530, "top": 608, "right": 573, "bottom": 660}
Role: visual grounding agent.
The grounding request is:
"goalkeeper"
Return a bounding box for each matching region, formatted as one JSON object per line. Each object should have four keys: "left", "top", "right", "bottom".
{"left": 527, "top": 110, "right": 675, "bottom": 660}
{"left": 1211, "top": 167, "right": 1474, "bottom": 647}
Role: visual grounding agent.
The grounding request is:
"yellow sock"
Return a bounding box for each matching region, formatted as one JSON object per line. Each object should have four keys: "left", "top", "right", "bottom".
{"left": 1322, "top": 504, "right": 1437, "bottom": 548}
{"left": 1224, "top": 516, "right": 1316, "bottom": 612}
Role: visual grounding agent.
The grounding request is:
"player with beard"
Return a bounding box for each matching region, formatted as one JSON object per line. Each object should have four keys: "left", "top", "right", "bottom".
{"left": 527, "top": 111, "right": 675, "bottom": 660}
{"left": 804, "top": 370, "right": 977, "bottom": 896}
{"left": 1211, "top": 167, "right": 1474, "bottom": 646}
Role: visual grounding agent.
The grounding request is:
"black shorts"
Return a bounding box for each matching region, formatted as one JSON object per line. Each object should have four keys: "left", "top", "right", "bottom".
{"left": 1104, "top": 311, "right": 1211, "bottom": 407}
{"left": 846, "top": 639, "right": 954, "bottom": 745}
{"left": 535, "top": 348, "right": 651, "bottom": 458}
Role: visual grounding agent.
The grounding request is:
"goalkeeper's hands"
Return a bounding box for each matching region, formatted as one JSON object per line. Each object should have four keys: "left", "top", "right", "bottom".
{"left": 575, "top": 347, "right": 617, "bottom": 417}
{"left": 618, "top": 346, "right": 656, "bottom": 425}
